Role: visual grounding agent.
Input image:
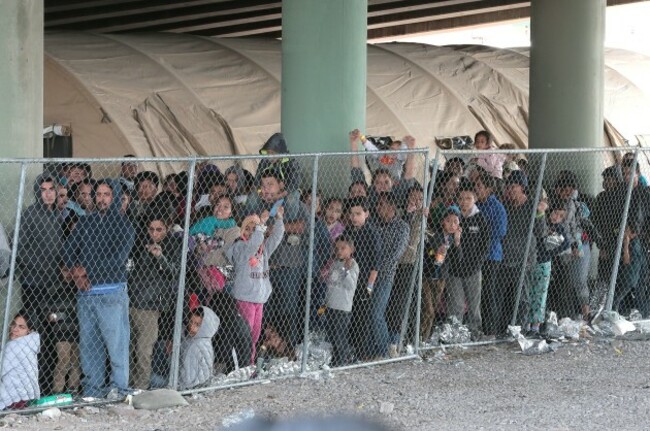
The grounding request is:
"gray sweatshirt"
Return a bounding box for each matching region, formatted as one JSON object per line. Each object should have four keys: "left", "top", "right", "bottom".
{"left": 325, "top": 259, "right": 360, "bottom": 312}
{"left": 179, "top": 306, "right": 220, "bottom": 391}
{"left": 226, "top": 217, "right": 285, "bottom": 304}
{"left": 0, "top": 332, "right": 40, "bottom": 409}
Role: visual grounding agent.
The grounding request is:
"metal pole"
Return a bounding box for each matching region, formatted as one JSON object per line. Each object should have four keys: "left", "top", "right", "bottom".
{"left": 300, "top": 155, "right": 320, "bottom": 374}
{"left": 169, "top": 158, "right": 197, "bottom": 390}
{"left": 0, "top": 163, "right": 27, "bottom": 371}
{"left": 510, "top": 153, "right": 548, "bottom": 326}
{"left": 399, "top": 150, "right": 437, "bottom": 354}
{"left": 605, "top": 149, "right": 638, "bottom": 312}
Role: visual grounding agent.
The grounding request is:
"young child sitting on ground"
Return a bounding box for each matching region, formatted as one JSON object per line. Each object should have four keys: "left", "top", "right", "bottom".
{"left": 0, "top": 312, "right": 40, "bottom": 410}
{"left": 324, "top": 235, "right": 359, "bottom": 366}
{"left": 178, "top": 305, "right": 220, "bottom": 390}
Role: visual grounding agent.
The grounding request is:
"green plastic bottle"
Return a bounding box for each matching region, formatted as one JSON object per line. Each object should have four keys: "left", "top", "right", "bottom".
{"left": 29, "top": 393, "right": 74, "bottom": 407}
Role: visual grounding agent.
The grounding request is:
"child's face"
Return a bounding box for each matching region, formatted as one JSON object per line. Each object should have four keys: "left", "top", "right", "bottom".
{"left": 458, "top": 190, "right": 476, "bottom": 213}
{"left": 187, "top": 315, "right": 203, "bottom": 338}
{"left": 335, "top": 240, "right": 354, "bottom": 261}
{"left": 441, "top": 214, "right": 460, "bottom": 234}
{"left": 348, "top": 205, "right": 369, "bottom": 228}
{"left": 407, "top": 190, "right": 424, "bottom": 211}
{"left": 325, "top": 201, "right": 343, "bottom": 225}
{"left": 549, "top": 209, "right": 567, "bottom": 225}
{"left": 10, "top": 316, "right": 30, "bottom": 340}
{"left": 349, "top": 183, "right": 367, "bottom": 198}
{"left": 213, "top": 197, "right": 233, "bottom": 220}
{"left": 475, "top": 135, "right": 489, "bottom": 150}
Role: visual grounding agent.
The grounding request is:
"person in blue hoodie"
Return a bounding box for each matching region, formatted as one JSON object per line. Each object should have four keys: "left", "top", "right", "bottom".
{"left": 473, "top": 171, "right": 508, "bottom": 336}
{"left": 62, "top": 179, "right": 135, "bottom": 398}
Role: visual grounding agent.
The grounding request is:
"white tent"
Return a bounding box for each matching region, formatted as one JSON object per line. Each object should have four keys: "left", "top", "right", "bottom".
{"left": 44, "top": 32, "right": 650, "bottom": 163}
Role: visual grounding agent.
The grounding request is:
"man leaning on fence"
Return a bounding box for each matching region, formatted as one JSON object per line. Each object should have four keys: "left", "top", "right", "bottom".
{"left": 62, "top": 179, "right": 135, "bottom": 398}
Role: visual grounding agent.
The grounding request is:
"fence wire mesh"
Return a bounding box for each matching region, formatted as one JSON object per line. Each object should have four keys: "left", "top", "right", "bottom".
{"left": 1, "top": 144, "right": 648, "bottom": 411}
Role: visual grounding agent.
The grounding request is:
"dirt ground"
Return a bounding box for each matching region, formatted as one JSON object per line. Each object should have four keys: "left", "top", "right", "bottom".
{"left": 3, "top": 338, "right": 650, "bottom": 431}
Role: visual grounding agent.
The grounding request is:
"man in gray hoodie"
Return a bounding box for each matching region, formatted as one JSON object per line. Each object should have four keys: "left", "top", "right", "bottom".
{"left": 179, "top": 305, "right": 220, "bottom": 390}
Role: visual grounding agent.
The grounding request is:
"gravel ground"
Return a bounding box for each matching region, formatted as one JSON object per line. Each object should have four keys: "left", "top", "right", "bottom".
{"left": 3, "top": 338, "right": 650, "bottom": 431}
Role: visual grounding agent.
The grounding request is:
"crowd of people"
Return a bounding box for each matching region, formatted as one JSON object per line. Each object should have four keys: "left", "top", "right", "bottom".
{"left": 1, "top": 129, "right": 647, "bottom": 408}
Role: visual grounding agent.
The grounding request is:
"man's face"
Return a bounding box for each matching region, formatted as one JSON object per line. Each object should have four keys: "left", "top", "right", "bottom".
{"left": 623, "top": 167, "right": 639, "bottom": 188}
{"left": 95, "top": 184, "right": 113, "bottom": 212}
{"left": 504, "top": 183, "right": 524, "bottom": 203}
{"left": 473, "top": 180, "right": 490, "bottom": 202}
{"left": 602, "top": 176, "right": 618, "bottom": 191}
{"left": 376, "top": 197, "right": 396, "bottom": 221}
{"left": 57, "top": 186, "right": 68, "bottom": 210}
{"left": 226, "top": 172, "right": 238, "bottom": 193}
{"left": 137, "top": 179, "right": 157, "bottom": 203}
{"left": 40, "top": 181, "right": 56, "bottom": 207}
{"left": 121, "top": 162, "right": 138, "bottom": 180}
{"left": 67, "top": 167, "right": 86, "bottom": 185}
{"left": 78, "top": 183, "right": 94, "bottom": 211}
{"left": 373, "top": 173, "right": 393, "bottom": 193}
{"left": 556, "top": 186, "right": 575, "bottom": 201}
{"left": 348, "top": 205, "right": 369, "bottom": 228}
{"left": 260, "top": 176, "right": 282, "bottom": 203}
{"left": 148, "top": 220, "right": 168, "bottom": 244}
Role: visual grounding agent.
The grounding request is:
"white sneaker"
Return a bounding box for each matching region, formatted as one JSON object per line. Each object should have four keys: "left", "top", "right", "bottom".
{"left": 388, "top": 344, "right": 399, "bottom": 358}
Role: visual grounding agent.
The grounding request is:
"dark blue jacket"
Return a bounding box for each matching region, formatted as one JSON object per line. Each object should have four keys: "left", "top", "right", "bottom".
{"left": 63, "top": 208, "right": 135, "bottom": 289}
{"left": 476, "top": 194, "right": 507, "bottom": 262}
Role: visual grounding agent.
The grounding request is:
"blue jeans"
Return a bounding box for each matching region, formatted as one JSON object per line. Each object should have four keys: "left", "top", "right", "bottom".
{"left": 370, "top": 278, "right": 392, "bottom": 357}
{"left": 77, "top": 288, "right": 130, "bottom": 397}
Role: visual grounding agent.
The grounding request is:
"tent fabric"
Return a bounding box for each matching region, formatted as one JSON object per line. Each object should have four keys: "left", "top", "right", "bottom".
{"left": 44, "top": 32, "right": 650, "bottom": 161}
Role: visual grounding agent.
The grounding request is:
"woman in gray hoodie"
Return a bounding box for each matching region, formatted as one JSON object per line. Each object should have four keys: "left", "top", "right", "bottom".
{"left": 226, "top": 207, "right": 285, "bottom": 365}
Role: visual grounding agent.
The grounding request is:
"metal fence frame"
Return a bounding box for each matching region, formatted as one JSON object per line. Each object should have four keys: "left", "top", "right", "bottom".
{"left": 0, "top": 145, "right": 648, "bottom": 411}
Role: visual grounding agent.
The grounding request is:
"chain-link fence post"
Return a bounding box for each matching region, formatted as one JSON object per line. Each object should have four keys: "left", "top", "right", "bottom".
{"left": 300, "top": 156, "right": 320, "bottom": 374}
{"left": 604, "top": 149, "right": 638, "bottom": 312}
{"left": 168, "top": 158, "right": 197, "bottom": 390}
{"left": 0, "top": 162, "right": 27, "bottom": 373}
{"left": 510, "top": 152, "right": 548, "bottom": 327}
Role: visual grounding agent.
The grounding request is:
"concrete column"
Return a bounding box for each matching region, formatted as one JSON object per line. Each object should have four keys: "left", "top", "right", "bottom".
{"left": 0, "top": 0, "right": 43, "bottom": 158}
{"left": 528, "top": 0, "right": 605, "bottom": 192}
{"left": 281, "top": 0, "right": 367, "bottom": 156}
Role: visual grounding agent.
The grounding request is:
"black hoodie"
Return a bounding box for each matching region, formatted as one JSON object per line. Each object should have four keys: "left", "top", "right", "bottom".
{"left": 255, "top": 133, "right": 302, "bottom": 192}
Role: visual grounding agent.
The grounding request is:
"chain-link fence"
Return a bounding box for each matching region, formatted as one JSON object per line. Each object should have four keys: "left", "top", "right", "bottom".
{"left": 1, "top": 144, "right": 649, "bottom": 412}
